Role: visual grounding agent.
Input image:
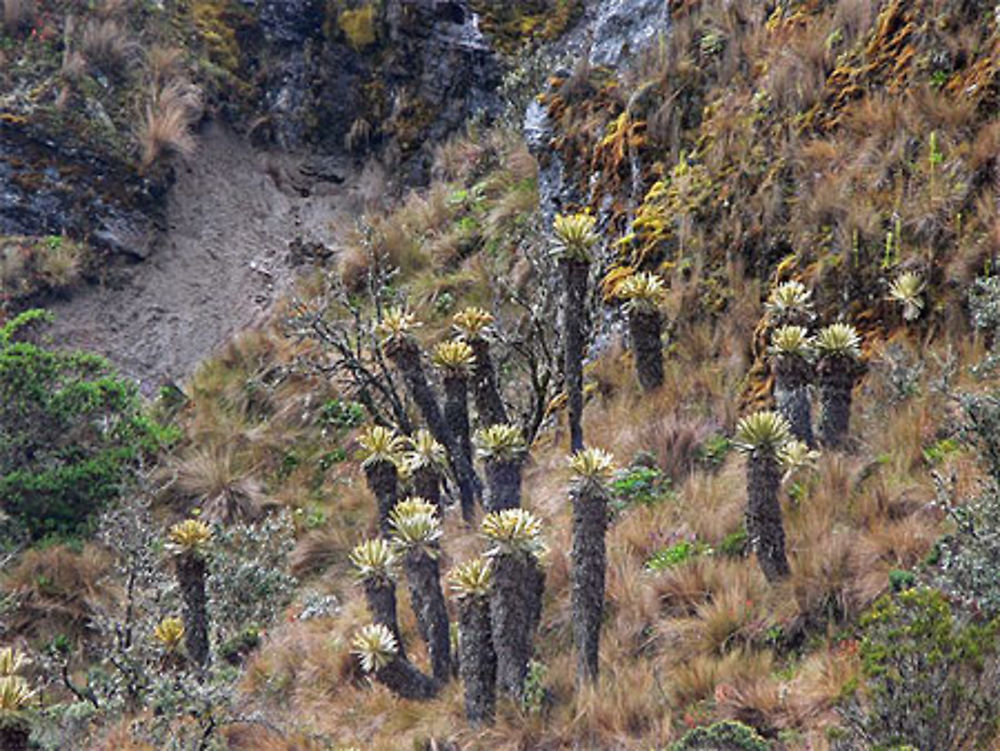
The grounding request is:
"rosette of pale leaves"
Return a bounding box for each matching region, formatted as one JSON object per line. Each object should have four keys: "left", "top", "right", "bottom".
{"left": 816, "top": 323, "right": 862, "bottom": 360}
{"left": 401, "top": 430, "right": 447, "bottom": 474}
{"left": 358, "top": 425, "right": 408, "bottom": 468}
{"left": 768, "top": 325, "right": 815, "bottom": 360}
{"left": 350, "top": 538, "right": 397, "bottom": 581}
{"left": 734, "top": 411, "right": 792, "bottom": 454}
{"left": 764, "top": 280, "right": 813, "bottom": 322}
{"left": 551, "top": 213, "right": 600, "bottom": 262}
{"left": 473, "top": 423, "right": 527, "bottom": 462}
{"left": 352, "top": 623, "right": 398, "bottom": 673}
{"left": 888, "top": 272, "right": 925, "bottom": 321}
{"left": 376, "top": 308, "right": 421, "bottom": 346}
{"left": 616, "top": 272, "right": 666, "bottom": 314}
{"left": 153, "top": 616, "right": 185, "bottom": 650}
{"left": 778, "top": 440, "right": 820, "bottom": 482}
{"left": 0, "top": 648, "right": 30, "bottom": 677}
{"left": 482, "top": 508, "right": 546, "bottom": 558}
{"left": 0, "top": 675, "right": 36, "bottom": 714}
{"left": 389, "top": 499, "right": 442, "bottom": 557}
{"left": 432, "top": 340, "right": 475, "bottom": 373}
{"left": 449, "top": 557, "right": 493, "bottom": 599}
{"left": 452, "top": 307, "right": 495, "bottom": 339}
{"left": 165, "top": 518, "right": 212, "bottom": 554}
{"left": 569, "top": 448, "right": 616, "bottom": 495}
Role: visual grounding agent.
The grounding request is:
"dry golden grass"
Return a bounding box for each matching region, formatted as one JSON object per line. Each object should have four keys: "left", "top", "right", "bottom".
{"left": 81, "top": 17, "right": 136, "bottom": 72}
{"left": 137, "top": 78, "right": 202, "bottom": 167}
{"left": 2, "top": 544, "right": 114, "bottom": 643}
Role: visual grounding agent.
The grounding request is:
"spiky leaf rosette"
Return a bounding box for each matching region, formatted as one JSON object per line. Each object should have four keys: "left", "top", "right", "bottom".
{"left": 474, "top": 423, "right": 527, "bottom": 463}
{"left": 764, "top": 280, "right": 813, "bottom": 324}
{"left": 569, "top": 448, "right": 616, "bottom": 495}
{"left": 888, "top": 271, "right": 925, "bottom": 321}
{"left": 0, "top": 648, "right": 30, "bottom": 677}
{"left": 376, "top": 307, "right": 421, "bottom": 347}
{"left": 482, "top": 508, "right": 546, "bottom": 558}
{"left": 616, "top": 272, "right": 666, "bottom": 314}
{"left": 352, "top": 623, "right": 398, "bottom": 674}
{"left": 734, "top": 411, "right": 792, "bottom": 454}
{"left": 402, "top": 429, "right": 446, "bottom": 473}
{"left": 153, "top": 617, "right": 185, "bottom": 650}
{"left": 778, "top": 440, "right": 820, "bottom": 481}
{"left": 551, "top": 213, "right": 600, "bottom": 262}
{"left": 0, "top": 675, "right": 36, "bottom": 713}
{"left": 432, "top": 340, "right": 475, "bottom": 374}
{"left": 350, "top": 538, "right": 397, "bottom": 581}
{"left": 816, "top": 323, "right": 862, "bottom": 360}
{"left": 453, "top": 307, "right": 495, "bottom": 339}
{"left": 390, "top": 500, "right": 442, "bottom": 557}
{"left": 358, "top": 425, "right": 408, "bottom": 468}
{"left": 165, "top": 519, "right": 212, "bottom": 554}
{"left": 768, "top": 325, "right": 815, "bottom": 360}
{"left": 449, "top": 557, "right": 493, "bottom": 599}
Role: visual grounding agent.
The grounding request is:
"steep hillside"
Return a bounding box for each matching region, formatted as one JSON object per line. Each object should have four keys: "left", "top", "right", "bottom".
{"left": 5, "top": 1, "right": 1000, "bottom": 750}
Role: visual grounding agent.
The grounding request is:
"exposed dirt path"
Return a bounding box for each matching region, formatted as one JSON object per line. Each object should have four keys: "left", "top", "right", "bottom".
{"left": 48, "top": 121, "right": 355, "bottom": 394}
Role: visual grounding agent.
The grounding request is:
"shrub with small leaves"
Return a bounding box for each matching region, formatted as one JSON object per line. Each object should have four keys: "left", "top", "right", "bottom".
{"left": 843, "top": 587, "right": 1000, "bottom": 750}
{"left": 669, "top": 720, "right": 771, "bottom": 750}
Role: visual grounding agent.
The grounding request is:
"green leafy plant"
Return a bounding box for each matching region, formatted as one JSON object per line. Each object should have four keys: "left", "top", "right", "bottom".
{"left": 843, "top": 587, "right": 1000, "bottom": 750}
{"left": 645, "top": 539, "right": 709, "bottom": 572}
{"left": 670, "top": 720, "right": 771, "bottom": 750}
{"left": 0, "top": 310, "right": 167, "bottom": 539}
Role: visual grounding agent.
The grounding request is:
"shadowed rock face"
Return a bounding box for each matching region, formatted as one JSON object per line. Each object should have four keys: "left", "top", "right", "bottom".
{"left": 0, "top": 120, "right": 167, "bottom": 261}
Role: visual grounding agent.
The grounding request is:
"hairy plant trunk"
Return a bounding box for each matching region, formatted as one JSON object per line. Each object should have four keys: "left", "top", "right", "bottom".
{"left": 403, "top": 549, "right": 452, "bottom": 682}
{"left": 491, "top": 551, "right": 540, "bottom": 697}
{"left": 0, "top": 721, "right": 30, "bottom": 751}
{"left": 375, "top": 656, "right": 440, "bottom": 700}
{"left": 175, "top": 551, "right": 210, "bottom": 667}
{"left": 818, "top": 357, "right": 855, "bottom": 449}
{"left": 443, "top": 373, "right": 475, "bottom": 519}
{"left": 363, "top": 576, "right": 406, "bottom": 661}
{"left": 571, "top": 488, "right": 608, "bottom": 683}
{"left": 391, "top": 342, "right": 481, "bottom": 521}
{"left": 365, "top": 459, "right": 398, "bottom": 538}
{"left": 469, "top": 337, "right": 508, "bottom": 428}
{"left": 773, "top": 354, "right": 814, "bottom": 447}
{"left": 457, "top": 594, "right": 497, "bottom": 725}
{"left": 561, "top": 258, "right": 589, "bottom": 453}
{"left": 628, "top": 308, "right": 664, "bottom": 392}
{"left": 746, "top": 453, "right": 790, "bottom": 582}
{"left": 411, "top": 464, "right": 442, "bottom": 514}
{"left": 483, "top": 458, "right": 523, "bottom": 512}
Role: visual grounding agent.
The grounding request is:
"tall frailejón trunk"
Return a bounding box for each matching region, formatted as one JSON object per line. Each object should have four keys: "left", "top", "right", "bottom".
{"left": 363, "top": 576, "right": 406, "bottom": 661}
{"left": 491, "top": 551, "right": 539, "bottom": 697}
{"left": 375, "top": 655, "right": 440, "bottom": 699}
{"left": 817, "top": 356, "right": 854, "bottom": 449}
{"left": 403, "top": 550, "right": 452, "bottom": 682}
{"left": 628, "top": 307, "right": 664, "bottom": 392}
{"left": 411, "top": 464, "right": 443, "bottom": 514}
{"left": 746, "top": 452, "right": 790, "bottom": 582}
{"left": 457, "top": 593, "right": 497, "bottom": 725}
{"left": 391, "top": 342, "right": 481, "bottom": 520}
{"left": 0, "top": 721, "right": 30, "bottom": 751}
{"left": 482, "top": 458, "right": 523, "bottom": 512}
{"left": 773, "top": 354, "right": 814, "bottom": 447}
{"left": 469, "top": 337, "right": 508, "bottom": 428}
{"left": 443, "top": 372, "right": 476, "bottom": 520}
{"left": 571, "top": 486, "right": 608, "bottom": 683}
{"left": 561, "top": 257, "right": 589, "bottom": 453}
{"left": 175, "top": 551, "right": 210, "bottom": 667}
{"left": 365, "top": 459, "right": 398, "bottom": 538}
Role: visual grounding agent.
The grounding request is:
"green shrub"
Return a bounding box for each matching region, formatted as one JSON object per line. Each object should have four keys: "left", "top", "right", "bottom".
{"left": 645, "top": 540, "right": 708, "bottom": 572}
{"left": 669, "top": 720, "right": 771, "bottom": 750}
{"left": 0, "top": 310, "right": 168, "bottom": 539}
{"left": 844, "top": 587, "right": 1000, "bottom": 750}
{"left": 611, "top": 464, "right": 672, "bottom": 509}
